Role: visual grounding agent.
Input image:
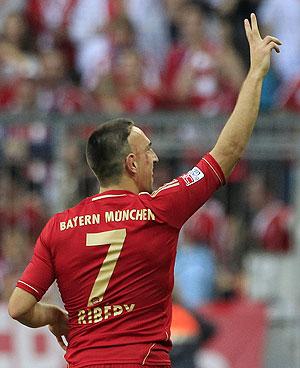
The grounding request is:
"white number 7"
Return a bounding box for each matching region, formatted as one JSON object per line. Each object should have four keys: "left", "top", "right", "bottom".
{"left": 86, "top": 229, "right": 126, "bottom": 307}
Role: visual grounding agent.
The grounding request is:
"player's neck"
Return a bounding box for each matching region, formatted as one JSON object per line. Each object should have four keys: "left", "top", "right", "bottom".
{"left": 99, "top": 177, "right": 139, "bottom": 195}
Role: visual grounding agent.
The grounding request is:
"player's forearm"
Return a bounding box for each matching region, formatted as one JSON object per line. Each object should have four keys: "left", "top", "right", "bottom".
{"left": 210, "top": 71, "right": 263, "bottom": 177}
{"left": 13, "top": 303, "right": 60, "bottom": 328}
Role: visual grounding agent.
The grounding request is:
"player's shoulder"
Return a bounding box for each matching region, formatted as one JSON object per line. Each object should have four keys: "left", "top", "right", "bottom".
{"left": 139, "top": 179, "right": 181, "bottom": 200}
{"left": 51, "top": 196, "right": 92, "bottom": 223}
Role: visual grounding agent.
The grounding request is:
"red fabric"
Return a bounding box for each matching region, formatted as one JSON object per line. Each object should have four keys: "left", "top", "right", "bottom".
{"left": 25, "top": 0, "right": 78, "bottom": 33}
{"left": 17, "top": 154, "right": 224, "bottom": 366}
{"left": 34, "top": 333, "right": 47, "bottom": 354}
{"left": 25, "top": 0, "right": 77, "bottom": 66}
{"left": 280, "top": 77, "right": 300, "bottom": 112}
{"left": 0, "top": 83, "right": 16, "bottom": 109}
{"left": 21, "top": 203, "right": 46, "bottom": 239}
{"left": 252, "top": 201, "right": 293, "bottom": 252}
{"left": 0, "top": 333, "right": 13, "bottom": 353}
{"left": 68, "top": 365, "right": 170, "bottom": 368}
{"left": 183, "top": 199, "right": 227, "bottom": 257}
{"left": 162, "top": 43, "right": 236, "bottom": 113}
{"left": 107, "top": 0, "right": 125, "bottom": 20}
{"left": 25, "top": 0, "right": 43, "bottom": 33}
{"left": 0, "top": 199, "right": 46, "bottom": 238}
{"left": 119, "top": 88, "right": 157, "bottom": 113}
{"left": 199, "top": 298, "right": 267, "bottom": 368}
{"left": 227, "top": 160, "right": 249, "bottom": 183}
{"left": 37, "top": 85, "right": 92, "bottom": 114}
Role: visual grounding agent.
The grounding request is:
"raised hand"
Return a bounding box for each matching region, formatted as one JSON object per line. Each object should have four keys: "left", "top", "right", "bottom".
{"left": 244, "top": 13, "right": 282, "bottom": 78}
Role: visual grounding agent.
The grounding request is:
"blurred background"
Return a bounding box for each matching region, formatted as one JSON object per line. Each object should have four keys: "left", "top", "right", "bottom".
{"left": 1, "top": 0, "right": 300, "bottom": 367}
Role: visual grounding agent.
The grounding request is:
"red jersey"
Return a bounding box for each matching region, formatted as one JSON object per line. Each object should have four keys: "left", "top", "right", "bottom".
{"left": 17, "top": 153, "right": 225, "bottom": 366}
{"left": 251, "top": 200, "right": 293, "bottom": 253}
{"left": 183, "top": 199, "right": 228, "bottom": 258}
{"left": 162, "top": 43, "right": 236, "bottom": 114}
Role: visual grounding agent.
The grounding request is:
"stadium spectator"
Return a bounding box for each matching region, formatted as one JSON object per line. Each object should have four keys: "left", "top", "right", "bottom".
{"left": 8, "top": 75, "right": 38, "bottom": 112}
{"left": 0, "top": 122, "right": 52, "bottom": 306}
{"left": 202, "top": 0, "right": 262, "bottom": 65}
{"left": 164, "top": 0, "right": 189, "bottom": 43}
{"left": 68, "top": 0, "right": 169, "bottom": 83}
{"left": 170, "top": 301, "right": 215, "bottom": 368}
{"left": 245, "top": 173, "right": 293, "bottom": 253}
{"left": 202, "top": 0, "right": 278, "bottom": 111}
{"left": 49, "top": 135, "right": 89, "bottom": 210}
{"left": 0, "top": 181, "right": 47, "bottom": 238}
{"left": 0, "top": 0, "right": 25, "bottom": 34}
{"left": 280, "top": 76, "right": 300, "bottom": 113}
{"left": 243, "top": 172, "right": 294, "bottom": 303}
{"left": 162, "top": 2, "right": 245, "bottom": 114}
{"left": 257, "top": 0, "right": 300, "bottom": 111}
{"left": 82, "top": 15, "right": 138, "bottom": 91}
{"left": 71, "top": 11, "right": 161, "bottom": 94}
{"left": 258, "top": 0, "right": 300, "bottom": 83}
{"left": 2, "top": 228, "right": 31, "bottom": 270}
{"left": 8, "top": 14, "right": 282, "bottom": 366}
{"left": 94, "top": 48, "right": 159, "bottom": 114}
{"left": 35, "top": 48, "right": 92, "bottom": 114}
{"left": 124, "top": 0, "right": 170, "bottom": 69}
{"left": 25, "top": 0, "right": 77, "bottom": 68}
{"left": 0, "top": 12, "right": 39, "bottom": 110}
{"left": 175, "top": 199, "right": 228, "bottom": 309}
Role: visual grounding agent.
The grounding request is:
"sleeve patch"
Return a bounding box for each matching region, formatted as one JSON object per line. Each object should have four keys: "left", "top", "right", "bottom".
{"left": 181, "top": 167, "right": 205, "bottom": 186}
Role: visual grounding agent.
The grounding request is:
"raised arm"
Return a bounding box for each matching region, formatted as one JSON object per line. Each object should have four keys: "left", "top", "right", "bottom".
{"left": 210, "top": 13, "right": 282, "bottom": 178}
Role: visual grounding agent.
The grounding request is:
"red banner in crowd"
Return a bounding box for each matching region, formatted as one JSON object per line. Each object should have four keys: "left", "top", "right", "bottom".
{"left": 198, "top": 298, "right": 267, "bottom": 368}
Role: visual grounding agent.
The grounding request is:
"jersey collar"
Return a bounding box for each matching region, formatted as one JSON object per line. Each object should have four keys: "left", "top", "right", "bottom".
{"left": 92, "top": 189, "right": 135, "bottom": 198}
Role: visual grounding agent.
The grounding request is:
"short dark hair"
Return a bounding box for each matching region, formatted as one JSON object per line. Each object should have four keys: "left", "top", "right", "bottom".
{"left": 86, "top": 118, "right": 134, "bottom": 186}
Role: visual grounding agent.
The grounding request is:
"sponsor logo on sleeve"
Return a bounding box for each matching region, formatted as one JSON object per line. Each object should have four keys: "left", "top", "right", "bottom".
{"left": 181, "top": 167, "right": 205, "bottom": 186}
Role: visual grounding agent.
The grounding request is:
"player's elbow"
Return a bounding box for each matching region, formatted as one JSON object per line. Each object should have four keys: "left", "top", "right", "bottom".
{"left": 8, "top": 300, "right": 23, "bottom": 320}
{"left": 8, "top": 287, "right": 37, "bottom": 321}
{"left": 8, "top": 294, "right": 29, "bottom": 321}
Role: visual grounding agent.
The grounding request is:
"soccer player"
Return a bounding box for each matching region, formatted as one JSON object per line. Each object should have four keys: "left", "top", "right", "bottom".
{"left": 8, "top": 14, "right": 281, "bottom": 368}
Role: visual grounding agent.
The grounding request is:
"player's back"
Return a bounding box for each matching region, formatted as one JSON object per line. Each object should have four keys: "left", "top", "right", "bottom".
{"left": 17, "top": 153, "right": 225, "bottom": 366}
{"left": 53, "top": 190, "right": 177, "bottom": 366}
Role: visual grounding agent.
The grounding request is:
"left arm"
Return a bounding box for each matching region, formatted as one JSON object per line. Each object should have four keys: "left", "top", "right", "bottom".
{"left": 8, "top": 216, "right": 68, "bottom": 350}
{"left": 8, "top": 287, "right": 68, "bottom": 350}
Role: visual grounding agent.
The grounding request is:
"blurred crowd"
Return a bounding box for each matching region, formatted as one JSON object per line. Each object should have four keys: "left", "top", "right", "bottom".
{"left": 0, "top": 0, "right": 300, "bottom": 115}
{"left": 0, "top": 0, "right": 297, "bottom": 311}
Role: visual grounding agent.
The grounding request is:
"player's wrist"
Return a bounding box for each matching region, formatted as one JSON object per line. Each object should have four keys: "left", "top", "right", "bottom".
{"left": 247, "top": 67, "right": 265, "bottom": 82}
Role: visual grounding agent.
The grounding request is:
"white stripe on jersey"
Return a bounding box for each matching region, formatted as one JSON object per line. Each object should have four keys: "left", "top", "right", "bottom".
{"left": 139, "top": 179, "right": 179, "bottom": 197}
{"left": 142, "top": 343, "right": 156, "bottom": 365}
{"left": 203, "top": 158, "right": 223, "bottom": 184}
{"left": 150, "top": 180, "right": 180, "bottom": 197}
{"left": 92, "top": 194, "right": 128, "bottom": 201}
{"left": 18, "top": 280, "right": 40, "bottom": 294}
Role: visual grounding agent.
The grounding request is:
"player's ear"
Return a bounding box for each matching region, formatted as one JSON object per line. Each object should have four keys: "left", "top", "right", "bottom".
{"left": 125, "top": 153, "right": 137, "bottom": 175}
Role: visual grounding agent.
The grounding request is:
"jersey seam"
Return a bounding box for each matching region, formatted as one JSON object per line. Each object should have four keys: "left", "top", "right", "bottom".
{"left": 142, "top": 343, "right": 156, "bottom": 365}
{"left": 92, "top": 194, "right": 128, "bottom": 201}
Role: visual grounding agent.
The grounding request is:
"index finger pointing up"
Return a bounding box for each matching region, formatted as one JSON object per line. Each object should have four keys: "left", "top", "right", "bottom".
{"left": 251, "top": 13, "right": 262, "bottom": 40}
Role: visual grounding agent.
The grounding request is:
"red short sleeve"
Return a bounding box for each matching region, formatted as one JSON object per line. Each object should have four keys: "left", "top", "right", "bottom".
{"left": 140, "top": 153, "right": 225, "bottom": 229}
{"left": 17, "top": 218, "right": 56, "bottom": 301}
